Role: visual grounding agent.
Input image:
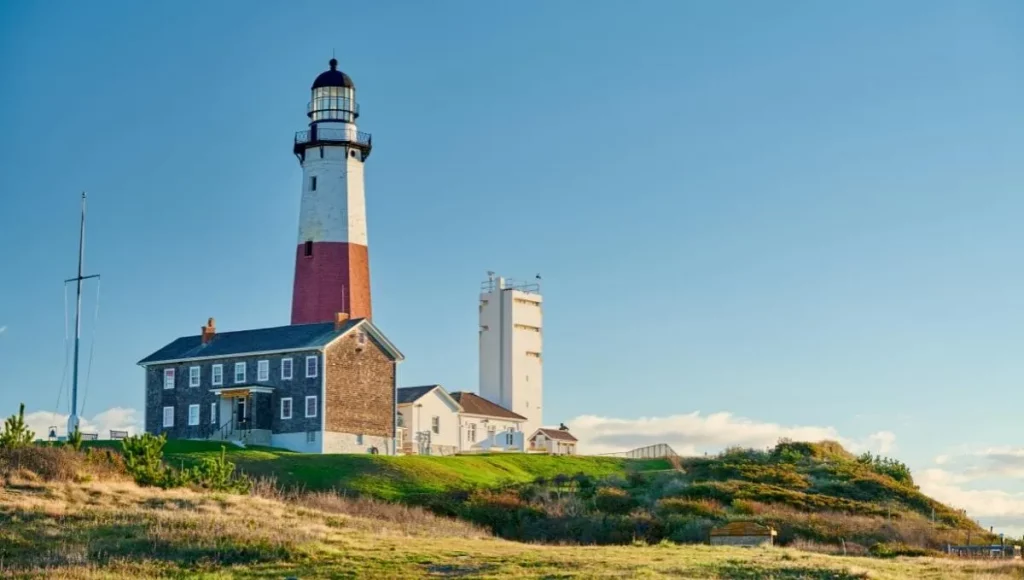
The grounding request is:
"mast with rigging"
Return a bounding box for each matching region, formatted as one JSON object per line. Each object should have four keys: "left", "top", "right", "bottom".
{"left": 65, "top": 192, "right": 99, "bottom": 435}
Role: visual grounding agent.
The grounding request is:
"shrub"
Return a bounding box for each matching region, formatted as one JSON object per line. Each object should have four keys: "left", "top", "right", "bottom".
{"left": 595, "top": 487, "right": 637, "bottom": 515}
{"left": 65, "top": 428, "right": 83, "bottom": 452}
{"left": 656, "top": 498, "right": 724, "bottom": 518}
{"left": 83, "top": 447, "right": 127, "bottom": 479}
{"left": 857, "top": 452, "right": 915, "bottom": 486}
{"left": 183, "top": 446, "right": 252, "bottom": 493}
{"left": 122, "top": 432, "right": 170, "bottom": 487}
{"left": 627, "top": 470, "right": 647, "bottom": 488}
{"left": 0, "top": 446, "right": 80, "bottom": 480}
{"left": 730, "top": 499, "right": 766, "bottom": 515}
{"left": 869, "top": 541, "right": 933, "bottom": 558}
{"left": 665, "top": 516, "right": 716, "bottom": 543}
{"left": 0, "top": 403, "right": 34, "bottom": 449}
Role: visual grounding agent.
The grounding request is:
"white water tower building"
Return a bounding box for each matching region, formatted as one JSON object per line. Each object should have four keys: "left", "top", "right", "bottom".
{"left": 478, "top": 274, "right": 543, "bottom": 437}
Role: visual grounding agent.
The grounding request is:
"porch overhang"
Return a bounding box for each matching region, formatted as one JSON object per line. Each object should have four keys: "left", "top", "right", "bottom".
{"left": 210, "top": 386, "right": 275, "bottom": 397}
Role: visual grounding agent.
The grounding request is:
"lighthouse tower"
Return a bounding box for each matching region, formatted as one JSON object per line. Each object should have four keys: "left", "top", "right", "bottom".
{"left": 291, "top": 58, "right": 374, "bottom": 324}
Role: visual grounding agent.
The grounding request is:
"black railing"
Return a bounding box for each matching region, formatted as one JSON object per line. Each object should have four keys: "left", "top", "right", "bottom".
{"left": 295, "top": 128, "right": 372, "bottom": 147}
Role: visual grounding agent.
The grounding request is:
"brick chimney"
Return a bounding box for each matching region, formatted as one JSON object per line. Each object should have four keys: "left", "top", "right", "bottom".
{"left": 334, "top": 312, "right": 349, "bottom": 331}
{"left": 201, "top": 317, "right": 216, "bottom": 344}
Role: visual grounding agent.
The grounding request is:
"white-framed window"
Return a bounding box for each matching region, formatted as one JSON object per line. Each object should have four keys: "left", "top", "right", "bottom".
{"left": 234, "top": 362, "right": 246, "bottom": 383}
{"left": 505, "top": 432, "right": 515, "bottom": 446}
{"left": 467, "top": 423, "right": 476, "bottom": 442}
{"left": 212, "top": 364, "right": 223, "bottom": 386}
{"left": 305, "top": 395, "right": 318, "bottom": 418}
{"left": 188, "top": 404, "right": 200, "bottom": 426}
{"left": 257, "top": 360, "right": 269, "bottom": 382}
{"left": 487, "top": 425, "right": 496, "bottom": 439}
{"left": 431, "top": 416, "right": 440, "bottom": 434}
{"left": 305, "top": 356, "right": 318, "bottom": 378}
{"left": 163, "top": 368, "right": 175, "bottom": 389}
{"left": 281, "top": 397, "right": 293, "bottom": 420}
{"left": 189, "top": 366, "right": 201, "bottom": 387}
{"left": 356, "top": 331, "right": 367, "bottom": 346}
{"left": 162, "top": 406, "right": 174, "bottom": 427}
{"left": 210, "top": 402, "right": 217, "bottom": 425}
{"left": 356, "top": 434, "right": 364, "bottom": 445}
{"left": 281, "top": 357, "right": 293, "bottom": 380}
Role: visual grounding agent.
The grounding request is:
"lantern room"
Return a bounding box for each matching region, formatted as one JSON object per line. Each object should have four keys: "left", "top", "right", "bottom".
{"left": 309, "top": 58, "right": 359, "bottom": 123}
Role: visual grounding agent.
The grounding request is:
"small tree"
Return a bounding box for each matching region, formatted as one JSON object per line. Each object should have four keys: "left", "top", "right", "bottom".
{"left": 65, "top": 427, "right": 83, "bottom": 451}
{"left": 187, "top": 446, "right": 251, "bottom": 493}
{"left": 0, "top": 403, "right": 35, "bottom": 449}
{"left": 122, "top": 432, "right": 169, "bottom": 487}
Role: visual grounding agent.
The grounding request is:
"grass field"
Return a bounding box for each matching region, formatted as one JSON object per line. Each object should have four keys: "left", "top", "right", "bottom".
{"left": 86, "top": 440, "right": 666, "bottom": 499}
{"left": 3, "top": 473, "right": 1021, "bottom": 579}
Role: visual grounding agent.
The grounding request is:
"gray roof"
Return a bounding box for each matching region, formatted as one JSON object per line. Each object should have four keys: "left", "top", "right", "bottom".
{"left": 397, "top": 385, "right": 439, "bottom": 405}
{"left": 138, "top": 319, "right": 403, "bottom": 365}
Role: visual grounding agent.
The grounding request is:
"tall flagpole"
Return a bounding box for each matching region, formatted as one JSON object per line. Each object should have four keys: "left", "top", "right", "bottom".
{"left": 66, "top": 192, "right": 99, "bottom": 436}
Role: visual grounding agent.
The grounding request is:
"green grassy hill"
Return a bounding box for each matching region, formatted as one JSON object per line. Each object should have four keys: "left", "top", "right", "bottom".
{"left": 4, "top": 466, "right": 1019, "bottom": 579}
{"left": 87, "top": 439, "right": 667, "bottom": 499}
{"left": 84, "top": 438, "right": 997, "bottom": 554}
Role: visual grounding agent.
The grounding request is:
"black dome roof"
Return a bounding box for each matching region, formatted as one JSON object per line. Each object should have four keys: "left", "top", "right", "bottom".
{"left": 311, "top": 58, "right": 355, "bottom": 90}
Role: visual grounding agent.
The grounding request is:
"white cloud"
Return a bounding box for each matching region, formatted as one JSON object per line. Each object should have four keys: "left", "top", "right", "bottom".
{"left": 916, "top": 467, "right": 1024, "bottom": 536}
{"left": 914, "top": 446, "right": 1024, "bottom": 537}
{"left": 21, "top": 407, "right": 142, "bottom": 440}
{"left": 566, "top": 411, "right": 896, "bottom": 457}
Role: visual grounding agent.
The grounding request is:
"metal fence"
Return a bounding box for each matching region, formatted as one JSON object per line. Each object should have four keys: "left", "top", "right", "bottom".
{"left": 596, "top": 443, "right": 679, "bottom": 460}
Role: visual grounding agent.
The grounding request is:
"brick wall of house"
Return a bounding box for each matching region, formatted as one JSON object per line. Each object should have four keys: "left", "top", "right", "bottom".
{"left": 324, "top": 330, "right": 395, "bottom": 438}
{"left": 145, "top": 350, "right": 322, "bottom": 439}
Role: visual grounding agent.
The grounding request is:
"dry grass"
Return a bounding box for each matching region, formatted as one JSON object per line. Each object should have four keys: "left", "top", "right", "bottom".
{"left": 0, "top": 447, "right": 127, "bottom": 485}
{"left": 3, "top": 476, "right": 1024, "bottom": 579}
{"left": 250, "top": 475, "right": 486, "bottom": 539}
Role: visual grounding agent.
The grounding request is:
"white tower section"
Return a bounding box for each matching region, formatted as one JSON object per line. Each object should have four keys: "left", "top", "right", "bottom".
{"left": 478, "top": 274, "right": 543, "bottom": 436}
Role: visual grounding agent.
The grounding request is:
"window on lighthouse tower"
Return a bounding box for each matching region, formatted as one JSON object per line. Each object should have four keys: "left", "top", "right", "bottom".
{"left": 304, "top": 241, "right": 313, "bottom": 257}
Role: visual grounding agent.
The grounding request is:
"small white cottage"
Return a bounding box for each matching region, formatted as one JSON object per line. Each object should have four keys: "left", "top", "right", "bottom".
{"left": 528, "top": 425, "right": 578, "bottom": 455}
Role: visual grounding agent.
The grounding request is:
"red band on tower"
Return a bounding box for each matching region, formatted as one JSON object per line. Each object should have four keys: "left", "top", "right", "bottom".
{"left": 291, "top": 242, "right": 371, "bottom": 324}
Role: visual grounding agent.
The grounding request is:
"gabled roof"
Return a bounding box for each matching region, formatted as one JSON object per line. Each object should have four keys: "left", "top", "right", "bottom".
{"left": 530, "top": 428, "right": 578, "bottom": 443}
{"left": 449, "top": 392, "right": 527, "bottom": 421}
{"left": 397, "top": 385, "right": 463, "bottom": 410}
{"left": 137, "top": 319, "right": 404, "bottom": 365}
{"left": 397, "top": 385, "right": 438, "bottom": 405}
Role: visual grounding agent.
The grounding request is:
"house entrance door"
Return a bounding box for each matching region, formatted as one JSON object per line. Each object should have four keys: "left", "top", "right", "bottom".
{"left": 235, "top": 397, "right": 247, "bottom": 429}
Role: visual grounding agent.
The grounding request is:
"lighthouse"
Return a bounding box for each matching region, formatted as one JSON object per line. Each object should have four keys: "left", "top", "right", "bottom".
{"left": 291, "top": 58, "right": 374, "bottom": 324}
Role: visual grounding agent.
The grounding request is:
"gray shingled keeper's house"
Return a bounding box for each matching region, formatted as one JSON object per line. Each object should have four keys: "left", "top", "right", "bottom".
{"left": 137, "top": 313, "right": 404, "bottom": 454}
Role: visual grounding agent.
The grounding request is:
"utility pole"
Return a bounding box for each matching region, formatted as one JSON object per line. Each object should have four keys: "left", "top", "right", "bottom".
{"left": 65, "top": 192, "right": 99, "bottom": 436}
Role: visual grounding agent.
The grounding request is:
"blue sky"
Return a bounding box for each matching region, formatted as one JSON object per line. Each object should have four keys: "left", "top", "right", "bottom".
{"left": 2, "top": 1, "right": 1024, "bottom": 531}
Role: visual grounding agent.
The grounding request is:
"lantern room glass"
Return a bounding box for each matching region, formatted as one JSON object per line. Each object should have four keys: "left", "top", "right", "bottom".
{"left": 310, "top": 86, "right": 357, "bottom": 122}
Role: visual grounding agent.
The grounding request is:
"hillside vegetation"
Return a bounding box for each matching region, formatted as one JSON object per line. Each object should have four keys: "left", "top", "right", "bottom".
{"left": 2, "top": 447, "right": 1021, "bottom": 579}
{"left": 84, "top": 439, "right": 660, "bottom": 498}
{"left": 84, "top": 437, "right": 1002, "bottom": 555}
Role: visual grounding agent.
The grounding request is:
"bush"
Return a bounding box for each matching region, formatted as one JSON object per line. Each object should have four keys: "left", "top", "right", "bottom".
{"left": 665, "top": 516, "right": 716, "bottom": 543}
{"left": 595, "top": 487, "right": 637, "bottom": 515}
{"left": 857, "top": 452, "right": 915, "bottom": 486}
{"left": 0, "top": 404, "right": 34, "bottom": 449}
{"left": 869, "top": 541, "right": 933, "bottom": 558}
{"left": 183, "top": 447, "right": 252, "bottom": 493}
{"left": 122, "top": 432, "right": 170, "bottom": 487}
{"left": 65, "top": 428, "right": 83, "bottom": 452}
{"left": 730, "top": 499, "right": 766, "bottom": 515}
{"left": 0, "top": 446, "right": 80, "bottom": 481}
{"left": 656, "top": 498, "right": 724, "bottom": 518}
